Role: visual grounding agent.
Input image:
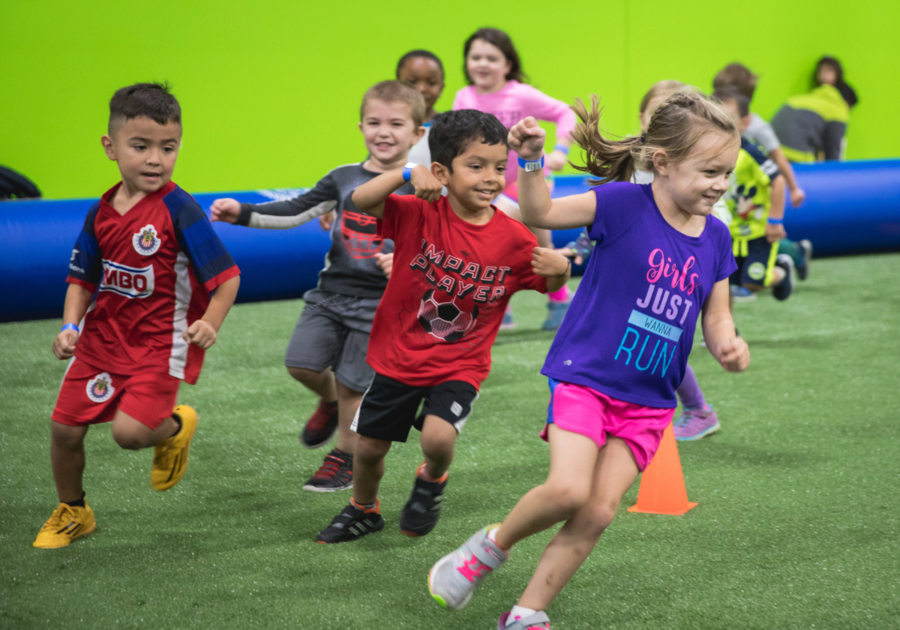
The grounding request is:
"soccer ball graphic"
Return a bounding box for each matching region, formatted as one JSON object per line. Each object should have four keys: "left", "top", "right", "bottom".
{"left": 417, "top": 289, "right": 479, "bottom": 342}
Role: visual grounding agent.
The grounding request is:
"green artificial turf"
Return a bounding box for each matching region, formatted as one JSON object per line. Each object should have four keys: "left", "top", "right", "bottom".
{"left": 1, "top": 253, "right": 898, "bottom": 629}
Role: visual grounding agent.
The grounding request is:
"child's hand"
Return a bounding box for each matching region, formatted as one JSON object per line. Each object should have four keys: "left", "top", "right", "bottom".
{"left": 790, "top": 187, "right": 806, "bottom": 208}
{"left": 210, "top": 198, "right": 241, "bottom": 224}
{"left": 319, "top": 211, "right": 335, "bottom": 231}
{"left": 375, "top": 252, "right": 393, "bottom": 279}
{"left": 532, "top": 247, "right": 570, "bottom": 278}
{"left": 715, "top": 336, "right": 750, "bottom": 372}
{"left": 508, "top": 117, "right": 546, "bottom": 161}
{"left": 546, "top": 149, "right": 568, "bottom": 172}
{"left": 52, "top": 329, "right": 79, "bottom": 360}
{"left": 411, "top": 165, "right": 443, "bottom": 203}
{"left": 765, "top": 222, "right": 787, "bottom": 243}
{"left": 183, "top": 320, "right": 217, "bottom": 350}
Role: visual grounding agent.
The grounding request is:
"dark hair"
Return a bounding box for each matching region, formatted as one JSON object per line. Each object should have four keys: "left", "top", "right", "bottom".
{"left": 571, "top": 90, "right": 738, "bottom": 185}
{"left": 396, "top": 50, "right": 444, "bottom": 78}
{"left": 712, "top": 86, "right": 750, "bottom": 118}
{"left": 360, "top": 80, "right": 426, "bottom": 127}
{"left": 713, "top": 63, "right": 758, "bottom": 101}
{"left": 109, "top": 82, "right": 181, "bottom": 134}
{"left": 429, "top": 109, "right": 508, "bottom": 171}
{"left": 814, "top": 56, "right": 858, "bottom": 108}
{"left": 814, "top": 56, "right": 844, "bottom": 86}
{"left": 463, "top": 28, "right": 526, "bottom": 84}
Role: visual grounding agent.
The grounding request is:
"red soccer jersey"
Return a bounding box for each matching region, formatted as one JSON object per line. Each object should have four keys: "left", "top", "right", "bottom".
{"left": 66, "top": 181, "right": 239, "bottom": 384}
{"left": 368, "top": 194, "right": 547, "bottom": 389}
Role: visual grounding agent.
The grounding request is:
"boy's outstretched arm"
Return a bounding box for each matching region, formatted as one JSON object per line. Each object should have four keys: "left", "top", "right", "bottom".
{"left": 765, "top": 174, "right": 787, "bottom": 243}
{"left": 351, "top": 165, "right": 442, "bottom": 218}
{"left": 769, "top": 148, "right": 805, "bottom": 207}
{"left": 183, "top": 275, "right": 240, "bottom": 349}
{"left": 702, "top": 279, "right": 749, "bottom": 373}
{"left": 532, "top": 247, "right": 571, "bottom": 293}
{"left": 52, "top": 283, "right": 94, "bottom": 360}
{"left": 509, "top": 117, "right": 596, "bottom": 230}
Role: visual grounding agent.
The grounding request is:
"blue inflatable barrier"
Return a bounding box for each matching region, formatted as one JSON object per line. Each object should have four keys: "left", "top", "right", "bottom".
{"left": 2, "top": 160, "right": 899, "bottom": 322}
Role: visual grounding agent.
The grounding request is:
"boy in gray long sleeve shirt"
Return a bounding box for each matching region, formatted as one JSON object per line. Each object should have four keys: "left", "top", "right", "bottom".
{"left": 211, "top": 81, "right": 424, "bottom": 491}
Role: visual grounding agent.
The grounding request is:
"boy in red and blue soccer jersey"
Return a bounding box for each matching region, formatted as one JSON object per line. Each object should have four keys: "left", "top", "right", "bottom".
{"left": 316, "top": 109, "right": 571, "bottom": 543}
{"left": 33, "top": 83, "right": 240, "bottom": 549}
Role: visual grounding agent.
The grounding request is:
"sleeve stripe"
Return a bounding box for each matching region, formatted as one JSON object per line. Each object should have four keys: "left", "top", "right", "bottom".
{"left": 67, "top": 276, "right": 98, "bottom": 292}
{"left": 202, "top": 265, "right": 240, "bottom": 293}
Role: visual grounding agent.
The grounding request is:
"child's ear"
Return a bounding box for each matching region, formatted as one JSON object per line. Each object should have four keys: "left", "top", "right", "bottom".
{"left": 431, "top": 162, "right": 450, "bottom": 186}
{"left": 101, "top": 134, "right": 117, "bottom": 161}
{"left": 651, "top": 149, "right": 669, "bottom": 176}
{"left": 412, "top": 124, "right": 426, "bottom": 146}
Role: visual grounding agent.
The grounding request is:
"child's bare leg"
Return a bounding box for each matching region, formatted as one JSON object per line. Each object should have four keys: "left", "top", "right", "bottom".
{"left": 419, "top": 415, "right": 457, "bottom": 479}
{"left": 352, "top": 435, "right": 391, "bottom": 504}
{"left": 335, "top": 380, "right": 362, "bottom": 454}
{"left": 287, "top": 366, "right": 337, "bottom": 402}
{"left": 50, "top": 422, "right": 88, "bottom": 503}
{"left": 110, "top": 409, "right": 178, "bottom": 450}
{"left": 494, "top": 426, "right": 598, "bottom": 550}
{"left": 518, "top": 437, "right": 639, "bottom": 610}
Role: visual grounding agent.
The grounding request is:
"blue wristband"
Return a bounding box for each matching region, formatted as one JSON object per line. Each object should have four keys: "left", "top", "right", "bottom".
{"left": 61, "top": 323, "right": 79, "bottom": 333}
{"left": 554, "top": 144, "right": 570, "bottom": 155}
{"left": 517, "top": 155, "right": 545, "bottom": 172}
{"left": 402, "top": 166, "right": 413, "bottom": 182}
{"left": 767, "top": 218, "right": 784, "bottom": 225}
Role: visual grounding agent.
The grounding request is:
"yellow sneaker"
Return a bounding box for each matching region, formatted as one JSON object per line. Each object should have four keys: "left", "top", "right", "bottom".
{"left": 151, "top": 405, "right": 198, "bottom": 492}
{"left": 33, "top": 502, "right": 96, "bottom": 549}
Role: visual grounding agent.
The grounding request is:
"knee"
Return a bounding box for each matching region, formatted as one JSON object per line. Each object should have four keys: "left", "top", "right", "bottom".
{"left": 286, "top": 366, "right": 323, "bottom": 385}
{"left": 111, "top": 425, "right": 147, "bottom": 450}
{"left": 420, "top": 428, "right": 455, "bottom": 461}
{"left": 583, "top": 498, "right": 620, "bottom": 537}
{"left": 356, "top": 437, "right": 391, "bottom": 464}
{"left": 544, "top": 483, "right": 591, "bottom": 519}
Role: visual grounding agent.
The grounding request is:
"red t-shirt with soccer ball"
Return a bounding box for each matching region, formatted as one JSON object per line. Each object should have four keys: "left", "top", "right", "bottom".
{"left": 368, "top": 194, "right": 547, "bottom": 389}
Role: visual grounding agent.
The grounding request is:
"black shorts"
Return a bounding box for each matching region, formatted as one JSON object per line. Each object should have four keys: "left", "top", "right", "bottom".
{"left": 730, "top": 237, "right": 778, "bottom": 287}
{"left": 351, "top": 373, "right": 479, "bottom": 443}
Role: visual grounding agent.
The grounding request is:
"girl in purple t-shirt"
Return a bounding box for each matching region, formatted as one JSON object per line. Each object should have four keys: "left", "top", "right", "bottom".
{"left": 429, "top": 90, "right": 750, "bottom": 630}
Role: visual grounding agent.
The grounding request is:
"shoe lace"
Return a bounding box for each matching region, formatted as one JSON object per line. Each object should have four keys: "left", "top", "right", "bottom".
{"left": 312, "top": 454, "right": 344, "bottom": 480}
{"left": 41, "top": 504, "right": 71, "bottom": 532}
{"left": 153, "top": 437, "right": 177, "bottom": 470}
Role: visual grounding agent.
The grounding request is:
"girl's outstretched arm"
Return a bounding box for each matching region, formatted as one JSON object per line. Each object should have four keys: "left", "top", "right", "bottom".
{"left": 702, "top": 279, "right": 750, "bottom": 372}
{"left": 509, "top": 117, "right": 596, "bottom": 230}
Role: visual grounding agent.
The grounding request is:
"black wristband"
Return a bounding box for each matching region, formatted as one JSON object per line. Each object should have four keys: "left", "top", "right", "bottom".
{"left": 555, "top": 259, "right": 572, "bottom": 278}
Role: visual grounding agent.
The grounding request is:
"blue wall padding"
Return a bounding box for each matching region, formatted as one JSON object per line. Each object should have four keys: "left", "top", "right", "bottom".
{"left": 2, "top": 159, "right": 899, "bottom": 322}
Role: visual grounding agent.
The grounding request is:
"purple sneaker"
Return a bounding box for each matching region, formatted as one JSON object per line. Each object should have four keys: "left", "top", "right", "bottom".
{"left": 673, "top": 405, "right": 720, "bottom": 441}
{"left": 498, "top": 611, "right": 552, "bottom": 629}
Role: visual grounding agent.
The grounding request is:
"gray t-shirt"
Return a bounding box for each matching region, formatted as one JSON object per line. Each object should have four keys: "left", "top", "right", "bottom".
{"left": 744, "top": 113, "right": 781, "bottom": 155}
{"left": 407, "top": 124, "right": 432, "bottom": 166}
{"left": 237, "top": 163, "right": 413, "bottom": 298}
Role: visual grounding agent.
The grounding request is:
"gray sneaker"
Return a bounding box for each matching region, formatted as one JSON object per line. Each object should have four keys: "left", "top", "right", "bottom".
{"left": 498, "top": 611, "right": 552, "bottom": 629}
{"left": 428, "top": 526, "right": 508, "bottom": 610}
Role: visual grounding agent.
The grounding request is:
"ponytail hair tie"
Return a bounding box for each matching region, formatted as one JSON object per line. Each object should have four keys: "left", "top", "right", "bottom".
{"left": 640, "top": 133, "right": 648, "bottom": 145}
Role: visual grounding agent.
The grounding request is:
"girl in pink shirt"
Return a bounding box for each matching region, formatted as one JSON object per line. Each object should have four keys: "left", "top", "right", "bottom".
{"left": 454, "top": 28, "right": 577, "bottom": 328}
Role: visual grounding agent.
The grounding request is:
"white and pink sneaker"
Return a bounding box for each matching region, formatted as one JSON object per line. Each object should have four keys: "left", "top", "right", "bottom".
{"left": 498, "top": 611, "right": 552, "bottom": 629}
{"left": 428, "top": 525, "right": 507, "bottom": 610}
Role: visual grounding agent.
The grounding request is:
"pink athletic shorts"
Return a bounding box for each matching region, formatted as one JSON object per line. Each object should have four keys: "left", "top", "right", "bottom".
{"left": 540, "top": 379, "right": 674, "bottom": 471}
{"left": 53, "top": 357, "right": 180, "bottom": 430}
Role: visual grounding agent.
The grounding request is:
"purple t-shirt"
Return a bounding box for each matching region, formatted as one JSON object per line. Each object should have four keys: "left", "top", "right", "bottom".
{"left": 543, "top": 182, "right": 737, "bottom": 408}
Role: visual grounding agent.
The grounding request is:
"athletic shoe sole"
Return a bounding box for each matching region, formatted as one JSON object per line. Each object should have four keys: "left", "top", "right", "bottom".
{"left": 302, "top": 481, "right": 353, "bottom": 493}
{"left": 675, "top": 420, "right": 721, "bottom": 441}
{"left": 299, "top": 425, "right": 338, "bottom": 449}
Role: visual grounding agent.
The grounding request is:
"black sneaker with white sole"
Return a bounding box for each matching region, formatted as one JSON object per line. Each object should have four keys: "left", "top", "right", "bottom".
{"left": 303, "top": 449, "right": 353, "bottom": 492}
{"left": 399, "top": 475, "right": 446, "bottom": 537}
{"left": 773, "top": 254, "right": 795, "bottom": 301}
{"left": 316, "top": 501, "right": 384, "bottom": 544}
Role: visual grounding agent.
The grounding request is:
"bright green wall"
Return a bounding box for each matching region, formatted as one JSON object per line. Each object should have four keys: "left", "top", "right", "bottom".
{"left": 1, "top": 0, "right": 895, "bottom": 199}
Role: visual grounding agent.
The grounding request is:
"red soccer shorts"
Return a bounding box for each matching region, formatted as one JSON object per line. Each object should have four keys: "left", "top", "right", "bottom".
{"left": 52, "top": 358, "right": 180, "bottom": 430}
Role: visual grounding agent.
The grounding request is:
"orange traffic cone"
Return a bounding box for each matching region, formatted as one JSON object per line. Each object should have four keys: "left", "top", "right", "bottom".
{"left": 627, "top": 422, "right": 697, "bottom": 515}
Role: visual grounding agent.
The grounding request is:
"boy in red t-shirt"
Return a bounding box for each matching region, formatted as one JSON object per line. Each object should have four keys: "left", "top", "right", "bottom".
{"left": 317, "top": 109, "right": 571, "bottom": 543}
{"left": 33, "top": 83, "right": 240, "bottom": 549}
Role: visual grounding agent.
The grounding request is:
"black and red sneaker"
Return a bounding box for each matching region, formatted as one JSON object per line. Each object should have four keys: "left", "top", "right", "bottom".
{"left": 399, "top": 466, "right": 447, "bottom": 537}
{"left": 316, "top": 499, "right": 384, "bottom": 544}
{"left": 300, "top": 399, "right": 338, "bottom": 449}
{"left": 303, "top": 448, "right": 353, "bottom": 492}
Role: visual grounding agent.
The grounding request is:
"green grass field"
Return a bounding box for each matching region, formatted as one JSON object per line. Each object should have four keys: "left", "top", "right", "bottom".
{"left": 2, "top": 253, "right": 899, "bottom": 629}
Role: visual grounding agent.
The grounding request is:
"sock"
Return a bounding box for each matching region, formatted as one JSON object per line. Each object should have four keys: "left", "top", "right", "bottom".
{"left": 778, "top": 239, "right": 804, "bottom": 268}
{"left": 507, "top": 606, "right": 538, "bottom": 626}
{"left": 675, "top": 364, "right": 706, "bottom": 410}
{"left": 416, "top": 462, "right": 448, "bottom": 484}
{"left": 170, "top": 414, "right": 183, "bottom": 438}
{"left": 547, "top": 285, "right": 570, "bottom": 303}
{"left": 350, "top": 497, "right": 378, "bottom": 512}
{"left": 64, "top": 492, "right": 85, "bottom": 508}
